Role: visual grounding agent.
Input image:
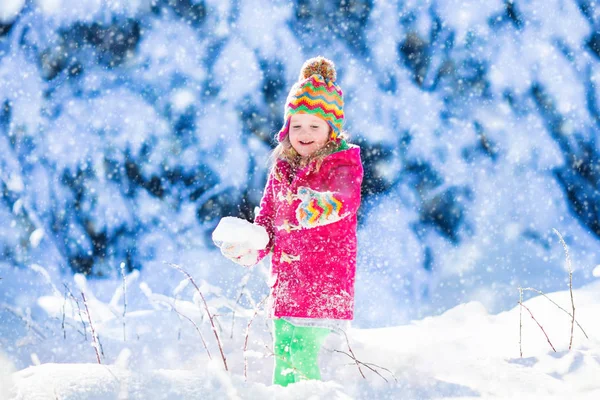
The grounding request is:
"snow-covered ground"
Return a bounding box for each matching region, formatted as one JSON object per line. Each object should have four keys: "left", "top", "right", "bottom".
{"left": 2, "top": 274, "right": 599, "bottom": 399}
{"left": 2, "top": 0, "right": 600, "bottom": 398}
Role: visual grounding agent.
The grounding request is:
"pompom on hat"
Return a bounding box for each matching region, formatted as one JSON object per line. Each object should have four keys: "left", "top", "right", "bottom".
{"left": 276, "top": 56, "right": 344, "bottom": 142}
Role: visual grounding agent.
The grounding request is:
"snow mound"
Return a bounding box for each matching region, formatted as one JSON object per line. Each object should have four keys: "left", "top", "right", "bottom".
{"left": 0, "top": 351, "right": 15, "bottom": 400}
{"left": 9, "top": 361, "right": 349, "bottom": 400}
{"left": 7, "top": 280, "right": 600, "bottom": 399}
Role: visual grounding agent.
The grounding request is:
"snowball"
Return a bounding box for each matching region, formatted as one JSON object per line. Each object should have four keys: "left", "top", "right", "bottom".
{"left": 593, "top": 265, "right": 600, "bottom": 278}
{"left": 211, "top": 216, "right": 269, "bottom": 250}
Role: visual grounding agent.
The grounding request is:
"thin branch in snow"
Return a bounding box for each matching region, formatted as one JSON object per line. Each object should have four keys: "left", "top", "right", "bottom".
{"left": 166, "top": 262, "right": 228, "bottom": 371}
{"left": 243, "top": 294, "right": 269, "bottom": 381}
{"left": 168, "top": 304, "right": 212, "bottom": 361}
{"left": 519, "top": 301, "right": 556, "bottom": 353}
{"left": 231, "top": 290, "right": 245, "bottom": 339}
{"left": 520, "top": 287, "right": 588, "bottom": 339}
{"left": 553, "top": 228, "right": 576, "bottom": 350}
{"left": 336, "top": 328, "right": 365, "bottom": 379}
{"left": 62, "top": 285, "right": 68, "bottom": 340}
{"left": 263, "top": 346, "right": 310, "bottom": 381}
{"left": 180, "top": 314, "right": 212, "bottom": 360}
{"left": 517, "top": 229, "right": 587, "bottom": 357}
{"left": 98, "top": 333, "right": 105, "bottom": 359}
{"left": 81, "top": 292, "right": 102, "bottom": 364}
{"left": 0, "top": 303, "right": 46, "bottom": 340}
{"left": 325, "top": 327, "right": 397, "bottom": 383}
{"left": 211, "top": 313, "right": 225, "bottom": 336}
{"left": 51, "top": 316, "right": 86, "bottom": 338}
{"left": 231, "top": 272, "right": 252, "bottom": 339}
{"left": 120, "top": 262, "right": 127, "bottom": 342}
{"left": 519, "top": 287, "right": 523, "bottom": 358}
{"left": 328, "top": 348, "right": 397, "bottom": 383}
{"left": 64, "top": 283, "right": 87, "bottom": 341}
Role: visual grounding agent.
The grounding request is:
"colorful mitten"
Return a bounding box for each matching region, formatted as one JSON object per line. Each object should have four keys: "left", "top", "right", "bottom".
{"left": 295, "top": 186, "right": 346, "bottom": 228}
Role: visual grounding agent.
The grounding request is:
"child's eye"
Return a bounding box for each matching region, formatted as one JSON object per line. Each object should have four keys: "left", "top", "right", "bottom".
{"left": 311, "top": 125, "right": 319, "bottom": 129}
{"left": 292, "top": 125, "right": 301, "bottom": 129}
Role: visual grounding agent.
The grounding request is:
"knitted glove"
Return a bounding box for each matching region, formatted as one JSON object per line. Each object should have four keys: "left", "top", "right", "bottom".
{"left": 220, "top": 242, "right": 260, "bottom": 267}
{"left": 295, "top": 186, "right": 347, "bottom": 228}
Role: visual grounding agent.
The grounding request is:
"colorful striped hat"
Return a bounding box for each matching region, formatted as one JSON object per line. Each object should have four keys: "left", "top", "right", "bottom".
{"left": 276, "top": 56, "right": 344, "bottom": 142}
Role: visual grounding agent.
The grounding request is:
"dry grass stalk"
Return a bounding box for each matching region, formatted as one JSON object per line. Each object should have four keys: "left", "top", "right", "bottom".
{"left": 519, "top": 287, "right": 523, "bottom": 358}
{"left": 166, "top": 262, "right": 228, "bottom": 371}
{"left": 64, "top": 283, "right": 87, "bottom": 340}
{"left": 329, "top": 348, "right": 398, "bottom": 383}
{"left": 519, "top": 299, "right": 556, "bottom": 352}
{"left": 81, "top": 292, "right": 102, "bottom": 364}
{"left": 120, "top": 262, "right": 127, "bottom": 342}
{"left": 170, "top": 304, "right": 212, "bottom": 361}
{"left": 517, "top": 229, "right": 589, "bottom": 357}
{"left": 243, "top": 294, "right": 269, "bottom": 381}
{"left": 337, "top": 328, "right": 366, "bottom": 379}
{"left": 520, "top": 287, "right": 588, "bottom": 339}
{"left": 552, "top": 228, "right": 576, "bottom": 350}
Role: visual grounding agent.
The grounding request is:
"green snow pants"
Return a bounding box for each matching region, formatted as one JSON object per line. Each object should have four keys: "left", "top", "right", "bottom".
{"left": 272, "top": 318, "right": 331, "bottom": 386}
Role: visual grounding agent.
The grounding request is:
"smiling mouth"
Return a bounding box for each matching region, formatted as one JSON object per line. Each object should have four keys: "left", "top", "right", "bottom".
{"left": 299, "top": 141, "right": 314, "bottom": 145}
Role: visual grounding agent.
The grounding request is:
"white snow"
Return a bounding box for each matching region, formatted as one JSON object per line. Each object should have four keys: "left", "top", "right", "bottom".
{"left": 1, "top": 0, "right": 600, "bottom": 399}
{"left": 212, "top": 216, "right": 269, "bottom": 250}
{"left": 0, "top": 351, "right": 15, "bottom": 400}
{"left": 0, "top": 0, "right": 25, "bottom": 24}
{"left": 2, "top": 279, "right": 599, "bottom": 399}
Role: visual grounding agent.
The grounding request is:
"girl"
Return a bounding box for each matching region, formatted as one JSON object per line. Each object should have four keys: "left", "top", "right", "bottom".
{"left": 220, "top": 56, "right": 363, "bottom": 386}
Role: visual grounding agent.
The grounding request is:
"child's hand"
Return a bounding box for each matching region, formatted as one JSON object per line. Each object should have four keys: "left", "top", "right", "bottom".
{"left": 295, "top": 186, "right": 347, "bottom": 228}
{"left": 220, "top": 242, "right": 260, "bottom": 267}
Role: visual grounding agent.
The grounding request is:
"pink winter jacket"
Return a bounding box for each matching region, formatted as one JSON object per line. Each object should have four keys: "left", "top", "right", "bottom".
{"left": 254, "top": 144, "right": 363, "bottom": 320}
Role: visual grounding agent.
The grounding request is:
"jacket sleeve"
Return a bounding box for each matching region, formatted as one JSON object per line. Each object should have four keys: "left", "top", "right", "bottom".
{"left": 253, "top": 170, "right": 277, "bottom": 263}
{"left": 295, "top": 156, "right": 363, "bottom": 229}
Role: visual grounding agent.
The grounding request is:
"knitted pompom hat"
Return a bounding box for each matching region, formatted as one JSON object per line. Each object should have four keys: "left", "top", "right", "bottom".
{"left": 276, "top": 56, "right": 344, "bottom": 142}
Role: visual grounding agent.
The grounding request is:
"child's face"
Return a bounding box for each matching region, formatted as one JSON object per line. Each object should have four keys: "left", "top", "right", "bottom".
{"left": 289, "top": 113, "right": 331, "bottom": 158}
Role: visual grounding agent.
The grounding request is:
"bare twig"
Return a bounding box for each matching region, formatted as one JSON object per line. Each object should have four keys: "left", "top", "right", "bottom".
{"left": 263, "top": 345, "right": 310, "bottom": 382}
{"left": 0, "top": 303, "right": 47, "bottom": 339}
{"left": 98, "top": 333, "right": 105, "bottom": 358}
{"left": 120, "top": 262, "right": 127, "bottom": 342}
{"left": 212, "top": 313, "right": 225, "bottom": 336}
{"left": 519, "top": 287, "right": 523, "bottom": 358}
{"left": 243, "top": 294, "right": 269, "bottom": 381}
{"left": 64, "top": 283, "right": 87, "bottom": 341}
{"left": 231, "top": 273, "right": 252, "bottom": 339}
{"left": 81, "top": 292, "right": 102, "bottom": 364}
{"left": 553, "top": 229, "right": 576, "bottom": 350}
{"left": 51, "top": 316, "right": 86, "bottom": 337}
{"left": 517, "top": 229, "right": 588, "bottom": 357}
{"left": 520, "top": 301, "right": 556, "bottom": 353}
{"left": 166, "top": 262, "right": 228, "bottom": 371}
{"left": 337, "top": 328, "right": 366, "bottom": 379}
{"left": 328, "top": 348, "right": 397, "bottom": 383}
{"left": 520, "top": 287, "right": 588, "bottom": 339}
{"left": 231, "top": 292, "right": 244, "bottom": 339}
{"left": 62, "top": 286, "right": 68, "bottom": 340}
{"left": 169, "top": 304, "right": 212, "bottom": 360}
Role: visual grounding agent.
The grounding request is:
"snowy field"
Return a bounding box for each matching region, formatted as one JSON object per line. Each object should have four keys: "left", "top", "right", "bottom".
{"left": 1, "top": 268, "right": 599, "bottom": 399}
{"left": 2, "top": 0, "right": 600, "bottom": 398}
